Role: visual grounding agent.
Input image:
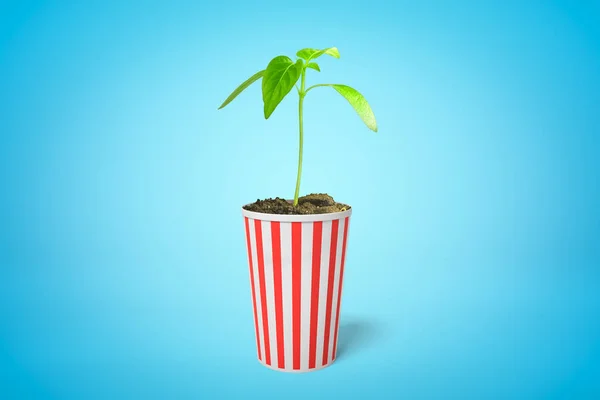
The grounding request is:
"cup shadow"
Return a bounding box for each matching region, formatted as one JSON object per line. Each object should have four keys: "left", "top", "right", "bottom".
{"left": 335, "top": 317, "right": 386, "bottom": 361}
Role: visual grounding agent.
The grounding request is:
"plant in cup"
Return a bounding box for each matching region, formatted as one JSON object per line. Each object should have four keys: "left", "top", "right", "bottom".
{"left": 218, "top": 47, "right": 377, "bottom": 372}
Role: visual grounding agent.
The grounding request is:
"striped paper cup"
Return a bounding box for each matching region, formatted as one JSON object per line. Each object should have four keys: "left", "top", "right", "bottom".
{"left": 242, "top": 204, "right": 352, "bottom": 373}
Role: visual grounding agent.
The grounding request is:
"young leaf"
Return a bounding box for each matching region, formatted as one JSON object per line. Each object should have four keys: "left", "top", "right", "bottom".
{"left": 306, "top": 62, "right": 320, "bottom": 72}
{"left": 330, "top": 84, "right": 377, "bottom": 132}
{"left": 296, "top": 47, "right": 340, "bottom": 62}
{"left": 262, "top": 56, "right": 303, "bottom": 119}
{"left": 218, "top": 70, "right": 264, "bottom": 110}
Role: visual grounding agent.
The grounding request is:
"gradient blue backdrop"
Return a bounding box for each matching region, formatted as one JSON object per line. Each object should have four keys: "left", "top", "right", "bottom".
{"left": 1, "top": 1, "right": 599, "bottom": 398}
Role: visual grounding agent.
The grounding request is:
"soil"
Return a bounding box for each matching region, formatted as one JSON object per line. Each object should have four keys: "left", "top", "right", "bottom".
{"left": 243, "top": 193, "right": 350, "bottom": 215}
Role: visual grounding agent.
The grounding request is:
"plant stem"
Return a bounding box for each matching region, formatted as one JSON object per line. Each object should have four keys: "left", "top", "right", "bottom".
{"left": 304, "top": 83, "right": 332, "bottom": 94}
{"left": 293, "top": 68, "right": 307, "bottom": 206}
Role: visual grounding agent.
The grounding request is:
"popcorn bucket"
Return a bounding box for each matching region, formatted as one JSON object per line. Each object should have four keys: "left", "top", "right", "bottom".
{"left": 241, "top": 205, "right": 352, "bottom": 372}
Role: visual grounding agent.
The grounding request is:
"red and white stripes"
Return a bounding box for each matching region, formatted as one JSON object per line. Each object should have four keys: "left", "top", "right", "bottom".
{"left": 243, "top": 213, "right": 351, "bottom": 372}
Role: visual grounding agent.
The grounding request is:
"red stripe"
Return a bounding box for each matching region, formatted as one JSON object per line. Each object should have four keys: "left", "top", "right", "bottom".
{"left": 332, "top": 217, "right": 350, "bottom": 360}
{"left": 244, "top": 217, "right": 261, "bottom": 360}
{"left": 254, "top": 219, "right": 271, "bottom": 365}
{"left": 309, "top": 221, "right": 323, "bottom": 369}
{"left": 270, "top": 221, "right": 285, "bottom": 369}
{"left": 321, "top": 219, "right": 339, "bottom": 365}
{"left": 292, "top": 222, "right": 302, "bottom": 370}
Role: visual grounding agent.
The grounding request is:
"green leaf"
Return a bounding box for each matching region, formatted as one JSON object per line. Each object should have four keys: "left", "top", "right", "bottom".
{"left": 306, "top": 62, "right": 320, "bottom": 72}
{"left": 330, "top": 84, "right": 377, "bottom": 132}
{"left": 218, "top": 70, "right": 264, "bottom": 110}
{"left": 296, "top": 47, "right": 340, "bottom": 62}
{"left": 262, "top": 56, "right": 303, "bottom": 119}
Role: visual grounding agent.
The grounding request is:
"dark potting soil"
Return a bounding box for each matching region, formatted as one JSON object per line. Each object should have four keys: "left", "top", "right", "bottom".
{"left": 243, "top": 193, "right": 350, "bottom": 215}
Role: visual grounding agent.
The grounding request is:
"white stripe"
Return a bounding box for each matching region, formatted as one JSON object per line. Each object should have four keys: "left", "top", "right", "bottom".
{"left": 280, "top": 222, "right": 293, "bottom": 370}
{"left": 327, "top": 218, "right": 345, "bottom": 363}
{"left": 315, "top": 220, "right": 332, "bottom": 367}
{"left": 333, "top": 218, "right": 350, "bottom": 358}
{"left": 248, "top": 218, "right": 266, "bottom": 360}
{"left": 261, "top": 221, "right": 277, "bottom": 366}
{"left": 300, "top": 221, "right": 313, "bottom": 370}
{"left": 246, "top": 219, "right": 260, "bottom": 358}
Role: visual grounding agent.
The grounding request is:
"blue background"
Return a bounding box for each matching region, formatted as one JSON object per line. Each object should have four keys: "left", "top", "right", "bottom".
{"left": 1, "top": 0, "right": 599, "bottom": 398}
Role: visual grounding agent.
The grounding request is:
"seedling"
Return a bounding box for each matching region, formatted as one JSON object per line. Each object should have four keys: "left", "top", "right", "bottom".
{"left": 218, "top": 47, "right": 377, "bottom": 207}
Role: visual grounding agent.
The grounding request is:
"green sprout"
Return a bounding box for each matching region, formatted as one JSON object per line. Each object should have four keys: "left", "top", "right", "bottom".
{"left": 218, "top": 47, "right": 377, "bottom": 206}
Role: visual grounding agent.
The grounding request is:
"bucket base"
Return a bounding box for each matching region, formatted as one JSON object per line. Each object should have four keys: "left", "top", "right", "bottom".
{"left": 258, "top": 358, "right": 336, "bottom": 373}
